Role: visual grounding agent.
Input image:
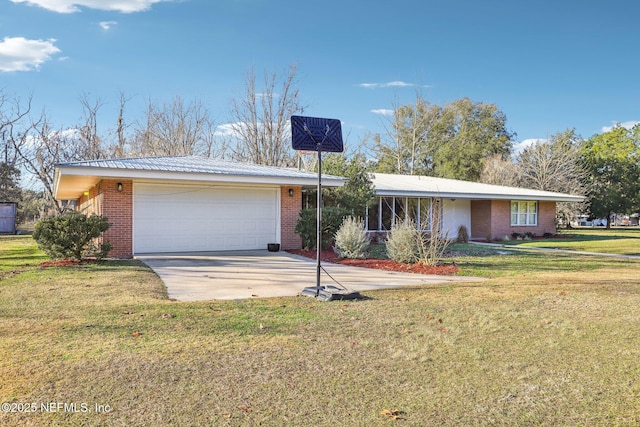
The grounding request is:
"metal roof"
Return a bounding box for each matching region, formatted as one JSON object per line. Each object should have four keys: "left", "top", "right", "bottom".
{"left": 54, "top": 156, "right": 346, "bottom": 200}
{"left": 370, "top": 173, "right": 585, "bottom": 202}
{"left": 56, "top": 156, "right": 338, "bottom": 180}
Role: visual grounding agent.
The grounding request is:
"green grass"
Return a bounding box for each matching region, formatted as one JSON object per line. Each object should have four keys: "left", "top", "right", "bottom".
{"left": 0, "top": 235, "right": 47, "bottom": 272}
{"left": 2, "top": 235, "right": 640, "bottom": 426}
{"left": 500, "top": 227, "right": 640, "bottom": 255}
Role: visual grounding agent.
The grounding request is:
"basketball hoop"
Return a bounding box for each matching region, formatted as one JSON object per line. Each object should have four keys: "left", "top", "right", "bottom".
{"left": 290, "top": 115, "right": 362, "bottom": 301}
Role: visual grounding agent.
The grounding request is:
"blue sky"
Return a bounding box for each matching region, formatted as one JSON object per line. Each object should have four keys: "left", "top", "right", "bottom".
{"left": 1, "top": 0, "right": 639, "bottom": 153}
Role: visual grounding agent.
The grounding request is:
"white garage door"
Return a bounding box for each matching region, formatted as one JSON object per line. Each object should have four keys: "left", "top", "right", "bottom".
{"left": 134, "top": 183, "right": 279, "bottom": 253}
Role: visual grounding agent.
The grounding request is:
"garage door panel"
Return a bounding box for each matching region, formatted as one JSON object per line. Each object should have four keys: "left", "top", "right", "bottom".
{"left": 134, "top": 184, "right": 278, "bottom": 253}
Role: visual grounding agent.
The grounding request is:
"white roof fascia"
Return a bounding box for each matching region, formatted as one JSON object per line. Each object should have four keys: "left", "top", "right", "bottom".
{"left": 370, "top": 173, "right": 584, "bottom": 203}
{"left": 54, "top": 165, "right": 345, "bottom": 200}
{"left": 56, "top": 165, "right": 346, "bottom": 186}
{"left": 374, "top": 189, "right": 584, "bottom": 202}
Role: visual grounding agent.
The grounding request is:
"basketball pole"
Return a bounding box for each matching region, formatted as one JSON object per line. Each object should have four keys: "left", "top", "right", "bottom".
{"left": 316, "top": 146, "right": 322, "bottom": 296}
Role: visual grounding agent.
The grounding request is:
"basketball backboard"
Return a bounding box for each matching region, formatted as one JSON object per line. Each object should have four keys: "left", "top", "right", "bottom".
{"left": 291, "top": 115, "right": 343, "bottom": 152}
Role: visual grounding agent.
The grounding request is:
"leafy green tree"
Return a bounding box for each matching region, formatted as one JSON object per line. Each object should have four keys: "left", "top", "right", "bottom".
{"left": 580, "top": 125, "right": 640, "bottom": 227}
{"left": 0, "top": 162, "right": 22, "bottom": 202}
{"left": 433, "top": 98, "right": 514, "bottom": 180}
{"left": 17, "top": 189, "right": 47, "bottom": 226}
{"left": 320, "top": 152, "right": 377, "bottom": 217}
{"left": 294, "top": 206, "right": 350, "bottom": 250}
{"left": 374, "top": 96, "right": 515, "bottom": 180}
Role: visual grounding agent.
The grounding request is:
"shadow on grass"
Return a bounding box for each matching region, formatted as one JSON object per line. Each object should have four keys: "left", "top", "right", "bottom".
{"left": 37, "top": 259, "right": 153, "bottom": 273}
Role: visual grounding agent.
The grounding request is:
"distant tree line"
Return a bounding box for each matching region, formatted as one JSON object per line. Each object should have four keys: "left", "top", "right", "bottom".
{"left": 0, "top": 65, "right": 302, "bottom": 216}
{"left": 370, "top": 92, "right": 640, "bottom": 227}
{"left": 1, "top": 67, "right": 638, "bottom": 227}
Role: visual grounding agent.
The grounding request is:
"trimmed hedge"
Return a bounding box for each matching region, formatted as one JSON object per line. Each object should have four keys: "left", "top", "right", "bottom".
{"left": 33, "top": 211, "right": 111, "bottom": 260}
{"left": 295, "top": 207, "right": 350, "bottom": 250}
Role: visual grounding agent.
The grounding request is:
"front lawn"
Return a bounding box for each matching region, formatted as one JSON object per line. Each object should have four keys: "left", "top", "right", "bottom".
{"left": 499, "top": 227, "right": 640, "bottom": 255}
{"left": 2, "top": 235, "right": 640, "bottom": 426}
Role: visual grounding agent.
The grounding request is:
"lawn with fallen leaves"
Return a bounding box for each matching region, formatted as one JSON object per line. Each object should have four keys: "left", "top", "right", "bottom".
{"left": 1, "top": 234, "right": 640, "bottom": 426}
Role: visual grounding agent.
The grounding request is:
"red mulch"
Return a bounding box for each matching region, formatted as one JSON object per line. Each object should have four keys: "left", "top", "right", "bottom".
{"left": 287, "top": 249, "right": 458, "bottom": 276}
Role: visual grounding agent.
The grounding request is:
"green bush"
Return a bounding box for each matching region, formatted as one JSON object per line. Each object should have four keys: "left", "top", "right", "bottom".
{"left": 295, "top": 207, "right": 350, "bottom": 250}
{"left": 334, "top": 216, "right": 370, "bottom": 259}
{"left": 33, "top": 211, "right": 111, "bottom": 260}
{"left": 456, "top": 225, "right": 469, "bottom": 243}
{"left": 386, "top": 220, "right": 419, "bottom": 264}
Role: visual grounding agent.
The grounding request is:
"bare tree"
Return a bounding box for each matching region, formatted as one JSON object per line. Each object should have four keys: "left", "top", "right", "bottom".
{"left": 77, "top": 92, "right": 106, "bottom": 160}
{"left": 11, "top": 112, "right": 85, "bottom": 212}
{"left": 480, "top": 130, "right": 588, "bottom": 226}
{"left": 373, "top": 93, "right": 438, "bottom": 175}
{"left": 108, "top": 91, "right": 133, "bottom": 158}
{"left": 517, "top": 130, "right": 587, "bottom": 194}
{"left": 516, "top": 129, "right": 589, "bottom": 226}
{"left": 0, "top": 91, "right": 32, "bottom": 165}
{"left": 418, "top": 197, "right": 451, "bottom": 266}
{"left": 227, "top": 65, "right": 304, "bottom": 167}
{"left": 131, "top": 95, "right": 222, "bottom": 157}
{"left": 479, "top": 154, "right": 519, "bottom": 186}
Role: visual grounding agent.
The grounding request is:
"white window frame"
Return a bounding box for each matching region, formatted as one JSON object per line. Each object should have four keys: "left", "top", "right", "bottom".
{"left": 365, "top": 196, "right": 433, "bottom": 232}
{"left": 510, "top": 201, "right": 538, "bottom": 226}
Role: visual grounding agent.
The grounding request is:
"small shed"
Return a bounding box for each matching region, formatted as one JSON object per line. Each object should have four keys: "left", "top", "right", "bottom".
{"left": 0, "top": 202, "right": 17, "bottom": 234}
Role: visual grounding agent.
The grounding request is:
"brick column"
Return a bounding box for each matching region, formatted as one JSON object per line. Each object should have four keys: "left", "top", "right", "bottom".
{"left": 99, "top": 180, "right": 133, "bottom": 258}
{"left": 77, "top": 179, "right": 133, "bottom": 258}
{"left": 280, "top": 186, "right": 302, "bottom": 250}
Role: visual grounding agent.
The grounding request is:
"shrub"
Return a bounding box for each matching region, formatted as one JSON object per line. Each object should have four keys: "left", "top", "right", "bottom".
{"left": 334, "top": 216, "right": 370, "bottom": 259}
{"left": 386, "top": 220, "right": 419, "bottom": 264}
{"left": 33, "top": 211, "right": 111, "bottom": 260}
{"left": 295, "top": 207, "right": 350, "bottom": 250}
{"left": 456, "top": 225, "right": 469, "bottom": 243}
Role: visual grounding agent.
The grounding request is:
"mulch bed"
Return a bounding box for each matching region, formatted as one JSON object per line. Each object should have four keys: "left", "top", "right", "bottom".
{"left": 287, "top": 249, "right": 458, "bottom": 276}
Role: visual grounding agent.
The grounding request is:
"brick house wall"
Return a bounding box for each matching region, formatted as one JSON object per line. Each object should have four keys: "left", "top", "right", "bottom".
{"left": 76, "top": 181, "right": 303, "bottom": 256}
{"left": 489, "top": 200, "right": 511, "bottom": 240}
{"left": 471, "top": 199, "right": 557, "bottom": 241}
{"left": 77, "top": 179, "right": 133, "bottom": 258}
{"left": 280, "top": 186, "right": 302, "bottom": 250}
{"left": 470, "top": 200, "right": 492, "bottom": 240}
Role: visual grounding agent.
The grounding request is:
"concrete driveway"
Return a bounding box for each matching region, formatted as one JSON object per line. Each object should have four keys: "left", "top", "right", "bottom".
{"left": 136, "top": 250, "right": 484, "bottom": 301}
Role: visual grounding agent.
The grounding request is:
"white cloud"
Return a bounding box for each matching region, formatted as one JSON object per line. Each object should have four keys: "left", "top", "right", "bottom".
{"left": 371, "top": 109, "right": 394, "bottom": 116}
{"left": 10, "top": 0, "right": 173, "bottom": 13}
{"left": 214, "top": 123, "right": 245, "bottom": 139}
{"left": 601, "top": 120, "right": 640, "bottom": 133}
{"left": 359, "top": 81, "right": 416, "bottom": 89}
{"left": 99, "top": 21, "right": 118, "bottom": 30}
{"left": 0, "top": 37, "right": 61, "bottom": 72}
{"left": 256, "top": 92, "right": 279, "bottom": 99}
{"left": 513, "top": 138, "right": 546, "bottom": 155}
{"left": 215, "top": 121, "right": 295, "bottom": 141}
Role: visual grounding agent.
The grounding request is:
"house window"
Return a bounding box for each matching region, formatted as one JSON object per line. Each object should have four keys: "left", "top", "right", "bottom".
{"left": 394, "top": 197, "right": 406, "bottom": 224}
{"left": 366, "top": 200, "right": 380, "bottom": 231}
{"left": 419, "top": 198, "right": 431, "bottom": 231}
{"left": 381, "top": 197, "right": 394, "bottom": 230}
{"left": 511, "top": 201, "right": 538, "bottom": 226}
{"left": 366, "top": 196, "right": 432, "bottom": 231}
